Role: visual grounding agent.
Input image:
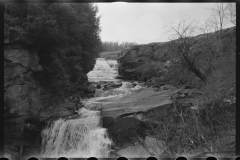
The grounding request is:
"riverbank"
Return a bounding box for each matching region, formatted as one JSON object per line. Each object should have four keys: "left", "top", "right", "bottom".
{"left": 95, "top": 27, "right": 236, "bottom": 156}
{"left": 91, "top": 80, "right": 235, "bottom": 158}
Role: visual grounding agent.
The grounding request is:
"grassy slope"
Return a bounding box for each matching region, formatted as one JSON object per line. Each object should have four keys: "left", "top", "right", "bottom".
{"left": 116, "top": 26, "right": 236, "bottom": 157}
{"left": 145, "top": 27, "right": 236, "bottom": 156}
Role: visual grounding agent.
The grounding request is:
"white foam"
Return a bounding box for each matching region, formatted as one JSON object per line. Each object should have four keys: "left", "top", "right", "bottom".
{"left": 41, "top": 108, "right": 112, "bottom": 158}
{"left": 87, "top": 58, "right": 118, "bottom": 82}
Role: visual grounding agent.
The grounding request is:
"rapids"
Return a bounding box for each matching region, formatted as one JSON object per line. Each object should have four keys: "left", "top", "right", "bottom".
{"left": 40, "top": 58, "right": 144, "bottom": 158}
{"left": 87, "top": 58, "right": 118, "bottom": 82}
{"left": 41, "top": 108, "right": 111, "bottom": 158}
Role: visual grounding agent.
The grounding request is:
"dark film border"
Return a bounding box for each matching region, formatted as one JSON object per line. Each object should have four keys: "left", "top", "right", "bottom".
{"left": 1, "top": 0, "right": 238, "bottom": 159}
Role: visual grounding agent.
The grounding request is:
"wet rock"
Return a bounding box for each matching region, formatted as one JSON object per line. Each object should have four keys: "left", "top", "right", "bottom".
{"left": 102, "top": 116, "right": 115, "bottom": 128}
{"left": 39, "top": 102, "right": 76, "bottom": 121}
{"left": 23, "top": 118, "right": 45, "bottom": 145}
{"left": 132, "top": 82, "right": 138, "bottom": 87}
{"left": 101, "top": 87, "right": 174, "bottom": 119}
{"left": 102, "top": 81, "right": 122, "bottom": 90}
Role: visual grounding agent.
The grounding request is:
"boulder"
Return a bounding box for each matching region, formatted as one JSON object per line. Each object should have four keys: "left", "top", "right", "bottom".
{"left": 108, "top": 117, "right": 144, "bottom": 149}
{"left": 109, "top": 117, "right": 142, "bottom": 134}
{"left": 102, "top": 116, "right": 115, "bottom": 128}
{"left": 102, "top": 81, "right": 122, "bottom": 90}
{"left": 144, "top": 136, "right": 167, "bottom": 156}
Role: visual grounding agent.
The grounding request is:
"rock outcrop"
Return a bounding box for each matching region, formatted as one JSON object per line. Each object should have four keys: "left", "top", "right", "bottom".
{"left": 118, "top": 42, "right": 171, "bottom": 81}
{"left": 101, "top": 87, "right": 177, "bottom": 119}
{"left": 118, "top": 27, "right": 236, "bottom": 87}
{"left": 4, "top": 30, "right": 48, "bottom": 157}
{"left": 4, "top": 29, "right": 94, "bottom": 158}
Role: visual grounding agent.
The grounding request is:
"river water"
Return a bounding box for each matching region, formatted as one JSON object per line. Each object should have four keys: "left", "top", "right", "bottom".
{"left": 40, "top": 58, "right": 143, "bottom": 158}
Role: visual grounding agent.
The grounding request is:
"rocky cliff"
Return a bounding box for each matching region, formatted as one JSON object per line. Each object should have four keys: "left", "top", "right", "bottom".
{"left": 118, "top": 27, "right": 236, "bottom": 87}
{"left": 118, "top": 42, "right": 168, "bottom": 80}
{"left": 4, "top": 29, "right": 95, "bottom": 158}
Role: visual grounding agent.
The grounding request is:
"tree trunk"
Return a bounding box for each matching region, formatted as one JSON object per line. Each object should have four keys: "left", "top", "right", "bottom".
{"left": 183, "top": 53, "right": 207, "bottom": 83}
{"left": 192, "top": 67, "right": 207, "bottom": 83}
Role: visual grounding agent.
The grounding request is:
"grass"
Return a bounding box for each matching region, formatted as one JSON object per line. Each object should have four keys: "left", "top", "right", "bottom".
{"left": 143, "top": 88, "right": 235, "bottom": 157}
{"left": 140, "top": 27, "right": 236, "bottom": 157}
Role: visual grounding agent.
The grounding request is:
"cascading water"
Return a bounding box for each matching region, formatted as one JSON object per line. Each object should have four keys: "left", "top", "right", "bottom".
{"left": 40, "top": 58, "right": 143, "bottom": 158}
{"left": 41, "top": 108, "right": 112, "bottom": 158}
{"left": 87, "top": 58, "right": 118, "bottom": 82}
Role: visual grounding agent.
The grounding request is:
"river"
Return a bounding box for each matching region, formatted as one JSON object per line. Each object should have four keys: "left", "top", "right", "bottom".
{"left": 40, "top": 58, "right": 144, "bottom": 158}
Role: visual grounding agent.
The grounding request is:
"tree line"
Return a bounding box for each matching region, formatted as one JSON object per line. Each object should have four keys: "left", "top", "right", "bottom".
{"left": 4, "top": 3, "right": 102, "bottom": 97}
{"left": 102, "top": 41, "right": 137, "bottom": 52}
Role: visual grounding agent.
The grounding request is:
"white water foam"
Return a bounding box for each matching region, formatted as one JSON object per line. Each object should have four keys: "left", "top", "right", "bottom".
{"left": 41, "top": 108, "right": 112, "bottom": 158}
{"left": 83, "top": 81, "right": 145, "bottom": 109}
{"left": 41, "top": 58, "right": 145, "bottom": 158}
{"left": 87, "top": 58, "right": 118, "bottom": 82}
{"left": 119, "top": 81, "right": 133, "bottom": 89}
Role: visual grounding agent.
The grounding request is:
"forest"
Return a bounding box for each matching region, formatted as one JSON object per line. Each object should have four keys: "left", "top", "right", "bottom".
{"left": 102, "top": 41, "right": 137, "bottom": 52}
{"left": 5, "top": 3, "right": 102, "bottom": 97}
{"left": 4, "top": 3, "right": 103, "bottom": 158}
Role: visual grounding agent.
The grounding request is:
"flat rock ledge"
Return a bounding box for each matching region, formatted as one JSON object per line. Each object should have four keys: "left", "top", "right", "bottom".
{"left": 101, "top": 87, "right": 180, "bottom": 119}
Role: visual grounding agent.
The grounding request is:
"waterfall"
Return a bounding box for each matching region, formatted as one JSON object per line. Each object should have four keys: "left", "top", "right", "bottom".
{"left": 41, "top": 108, "right": 112, "bottom": 158}
{"left": 40, "top": 58, "right": 144, "bottom": 158}
{"left": 87, "top": 58, "right": 118, "bottom": 82}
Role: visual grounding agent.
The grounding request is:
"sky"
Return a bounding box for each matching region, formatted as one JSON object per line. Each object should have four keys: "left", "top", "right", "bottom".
{"left": 95, "top": 2, "right": 233, "bottom": 45}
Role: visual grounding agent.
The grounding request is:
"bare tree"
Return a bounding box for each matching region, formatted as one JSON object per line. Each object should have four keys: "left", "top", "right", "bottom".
{"left": 226, "top": 3, "right": 236, "bottom": 25}
{"left": 209, "top": 3, "right": 228, "bottom": 38}
{"left": 199, "top": 18, "right": 215, "bottom": 40}
{"left": 168, "top": 17, "right": 207, "bottom": 83}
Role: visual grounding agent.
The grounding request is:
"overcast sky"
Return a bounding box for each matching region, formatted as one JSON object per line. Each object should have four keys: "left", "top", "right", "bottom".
{"left": 96, "top": 2, "right": 232, "bottom": 45}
